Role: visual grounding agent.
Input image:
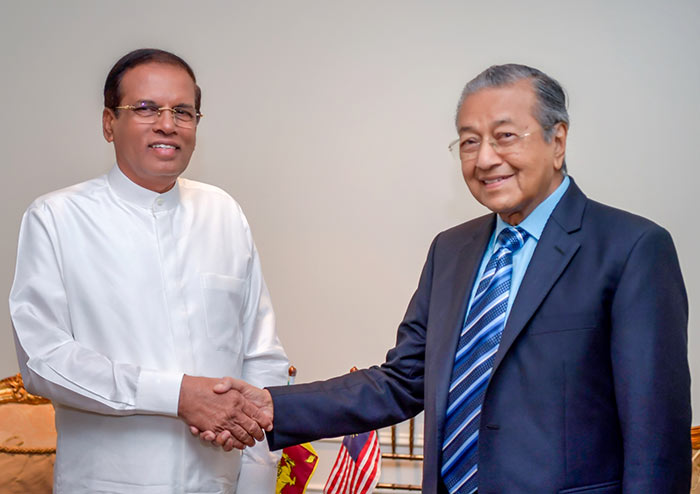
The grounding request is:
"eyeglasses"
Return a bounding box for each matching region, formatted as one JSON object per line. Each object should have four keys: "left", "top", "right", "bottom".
{"left": 114, "top": 103, "right": 203, "bottom": 129}
{"left": 448, "top": 130, "right": 535, "bottom": 163}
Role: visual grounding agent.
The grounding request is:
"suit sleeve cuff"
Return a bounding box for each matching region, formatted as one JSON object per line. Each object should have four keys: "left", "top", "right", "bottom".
{"left": 135, "top": 369, "right": 184, "bottom": 416}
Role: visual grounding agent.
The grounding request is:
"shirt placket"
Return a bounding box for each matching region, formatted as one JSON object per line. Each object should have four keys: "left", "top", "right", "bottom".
{"left": 152, "top": 198, "right": 195, "bottom": 372}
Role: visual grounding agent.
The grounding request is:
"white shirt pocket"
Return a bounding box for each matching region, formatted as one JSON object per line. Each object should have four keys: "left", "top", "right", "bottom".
{"left": 200, "top": 273, "right": 246, "bottom": 353}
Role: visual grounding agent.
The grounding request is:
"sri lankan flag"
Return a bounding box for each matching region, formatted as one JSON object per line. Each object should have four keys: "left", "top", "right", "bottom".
{"left": 276, "top": 443, "right": 319, "bottom": 493}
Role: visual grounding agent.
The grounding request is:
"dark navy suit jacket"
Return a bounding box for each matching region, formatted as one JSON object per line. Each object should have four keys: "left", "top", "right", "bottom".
{"left": 267, "top": 179, "right": 691, "bottom": 494}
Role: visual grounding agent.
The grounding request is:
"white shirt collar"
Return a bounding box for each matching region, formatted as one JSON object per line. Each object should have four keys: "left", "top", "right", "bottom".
{"left": 107, "top": 164, "right": 180, "bottom": 211}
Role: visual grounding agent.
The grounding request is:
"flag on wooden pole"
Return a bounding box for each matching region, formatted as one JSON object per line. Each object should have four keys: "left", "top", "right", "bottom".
{"left": 323, "top": 431, "right": 381, "bottom": 494}
{"left": 276, "top": 442, "right": 319, "bottom": 493}
{"left": 276, "top": 367, "right": 319, "bottom": 493}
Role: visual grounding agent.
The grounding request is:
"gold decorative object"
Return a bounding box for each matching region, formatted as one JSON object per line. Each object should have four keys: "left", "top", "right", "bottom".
{"left": 0, "top": 373, "right": 56, "bottom": 455}
{"left": 693, "top": 426, "right": 700, "bottom": 493}
{"left": 0, "top": 374, "right": 51, "bottom": 406}
{"left": 0, "top": 443, "right": 55, "bottom": 455}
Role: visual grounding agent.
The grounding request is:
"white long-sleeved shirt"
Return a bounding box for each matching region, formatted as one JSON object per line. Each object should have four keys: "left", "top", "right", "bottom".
{"left": 10, "top": 165, "right": 289, "bottom": 494}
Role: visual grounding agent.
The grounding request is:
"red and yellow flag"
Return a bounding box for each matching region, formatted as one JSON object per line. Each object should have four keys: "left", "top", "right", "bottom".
{"left": 276, "top": 442, "right": 319, "bottom": 494}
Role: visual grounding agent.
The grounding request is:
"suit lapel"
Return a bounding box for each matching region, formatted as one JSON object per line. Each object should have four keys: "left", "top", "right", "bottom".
{"left": 434, "top": 215, "right": 494, "bottom": 439}
{"left": 491, "top": 179, "right": 587, "bottom": 376}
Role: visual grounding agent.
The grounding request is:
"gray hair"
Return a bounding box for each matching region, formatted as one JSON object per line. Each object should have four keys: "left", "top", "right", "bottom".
{"left": 456, "top": 64, "right": 569, "bottom": 173}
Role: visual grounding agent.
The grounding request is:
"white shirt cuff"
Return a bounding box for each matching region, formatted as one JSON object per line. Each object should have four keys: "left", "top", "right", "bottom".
{"left": 135, "top": 369, "right": 184, "bottom": 416}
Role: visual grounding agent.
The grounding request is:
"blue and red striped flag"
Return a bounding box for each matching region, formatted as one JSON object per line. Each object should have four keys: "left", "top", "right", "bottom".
{"left": 323, "top": 431, "right": 381, "bottom": 494}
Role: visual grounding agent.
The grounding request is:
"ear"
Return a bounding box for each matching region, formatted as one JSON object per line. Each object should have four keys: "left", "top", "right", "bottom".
{"left": 102, "top": 108, "right": 116, "bottom": 143}
{"left": 552, "top": 122, "right": 568, "bottom": 171}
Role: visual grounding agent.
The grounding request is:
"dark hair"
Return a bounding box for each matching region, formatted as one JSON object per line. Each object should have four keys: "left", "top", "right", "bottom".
{"left": 457, "top": 64, "right": 569, "bottom": 173}
{"left": 104, "top": 48, "right": 201, "bottom": 113}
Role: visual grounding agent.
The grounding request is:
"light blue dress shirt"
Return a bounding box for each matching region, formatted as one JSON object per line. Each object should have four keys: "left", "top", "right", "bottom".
{"left": 464, "top": 175, "right": 570, "bottom": 324}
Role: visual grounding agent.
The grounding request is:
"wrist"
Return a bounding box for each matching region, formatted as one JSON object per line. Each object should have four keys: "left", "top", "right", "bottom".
{"left": 177, "top": 374, "right": 196, "bottom": 419}
{"left": 263, "top": 388, "right": 274, "bottom": 423}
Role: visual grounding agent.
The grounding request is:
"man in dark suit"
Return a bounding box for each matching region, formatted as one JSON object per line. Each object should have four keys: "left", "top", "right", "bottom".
{"left": 203, "top": 64, "right": 691, "bottom": 493}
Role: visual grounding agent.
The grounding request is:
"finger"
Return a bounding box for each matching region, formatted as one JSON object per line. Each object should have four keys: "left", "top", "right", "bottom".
{"left": 259, "top": 408, "right": 273, "bottom": 432}
{"left": 235, "top": 410, "right": 266, "bottom": 441}
{"left": 224, "top": 393, "right": 267, "bottom": 440}
{"left": 215, "top": 430, "right": 232, "bottom": 446}
{"left": 227, "top": 423, "right": 256, "bottom": 448}
{"left": 200, "top": 430, "right": 216, "bottom": 442}
{"left": 190, "top": 426, "right": 200, "bottom": 436}
{"left": 213, "top": 376, "right": 235, "bottom": 394}
{"left": 223, "top": 437, "right": 236, "bottom": 452}
{"left": 241, "top": 399, "right": 272, "bottom": 434}
{"left": 238, "top": 393, "right": 271, "bottom": 430}
{"left": 223, "top": 436, "right": 245, "bottom": 451}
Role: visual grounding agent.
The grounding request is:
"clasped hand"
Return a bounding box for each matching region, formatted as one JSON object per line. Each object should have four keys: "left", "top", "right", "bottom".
{"left": 178, "top": 375, "right": 273, "bottom": 451}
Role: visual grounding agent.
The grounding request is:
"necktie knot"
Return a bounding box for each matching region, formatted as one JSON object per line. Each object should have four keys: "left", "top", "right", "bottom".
{"left": 496, "top": 226, "right": 528, "bottom": 254}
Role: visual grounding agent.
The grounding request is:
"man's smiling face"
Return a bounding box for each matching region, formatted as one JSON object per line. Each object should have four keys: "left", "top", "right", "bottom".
{"left": 102, "top": 62, "right": 198, "bottom": 193}
{"left": 456, "top": 79, "right": 567, "bottom": 225}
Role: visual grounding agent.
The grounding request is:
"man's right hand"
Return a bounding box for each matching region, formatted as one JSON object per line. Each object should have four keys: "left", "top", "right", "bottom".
{"left": 177, "top": 375, "right": 272, "bottom": 450}
{"left": 191, "top": 377, "right": 274, "bottom": 451}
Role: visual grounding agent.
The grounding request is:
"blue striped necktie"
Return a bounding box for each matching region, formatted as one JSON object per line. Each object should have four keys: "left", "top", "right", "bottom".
{"left": 441, "top": 226, "right": 528, "bottom": 494}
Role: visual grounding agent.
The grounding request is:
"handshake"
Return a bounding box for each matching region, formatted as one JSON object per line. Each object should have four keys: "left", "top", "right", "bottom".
{"left": 177, "top": 375, "right": 274, "bottom": 451}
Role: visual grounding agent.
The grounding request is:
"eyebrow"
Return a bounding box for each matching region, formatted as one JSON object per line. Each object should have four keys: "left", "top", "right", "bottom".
{"left": 135, "top": 99, "right": 195, "bottom": 109}
{"left": 458, "top": 118, "right": 514, "bottom": 134}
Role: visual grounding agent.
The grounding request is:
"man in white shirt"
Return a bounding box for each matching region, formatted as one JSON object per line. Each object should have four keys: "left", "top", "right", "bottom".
{"left": 9, "top": 48, "right": 288, "bottom": 493}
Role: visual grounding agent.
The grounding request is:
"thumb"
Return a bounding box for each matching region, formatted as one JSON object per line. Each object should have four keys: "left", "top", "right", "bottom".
{"left": 212, "top": 376, "right": 236, "bottom": 394}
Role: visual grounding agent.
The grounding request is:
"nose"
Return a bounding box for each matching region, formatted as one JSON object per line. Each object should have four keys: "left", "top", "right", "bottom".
{"left": 152, "top": 109, "right": 176, "bottom": 133}
{"left": 474, "top": 139, "right": 501, "bottom": 169}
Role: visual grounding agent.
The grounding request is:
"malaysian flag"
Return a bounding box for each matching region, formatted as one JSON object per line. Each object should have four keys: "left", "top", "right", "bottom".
{"left": 323, "top": 431, "right": 381, "bottom": 494}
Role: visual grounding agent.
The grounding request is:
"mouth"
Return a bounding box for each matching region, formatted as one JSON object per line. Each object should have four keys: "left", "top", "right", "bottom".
{"left": 481, "top": 175, "right": 512, "bottom": 187}
{"left": 149, "top": 143, "right": 180, "bottom": 150}
{"left": 148, "top": 142, "right": 180, "bottom": 158}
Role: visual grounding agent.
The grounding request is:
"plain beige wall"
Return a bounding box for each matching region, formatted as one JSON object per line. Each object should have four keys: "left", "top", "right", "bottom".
{"left": 1, "top": 1, "right": 698, "bottom": 424}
